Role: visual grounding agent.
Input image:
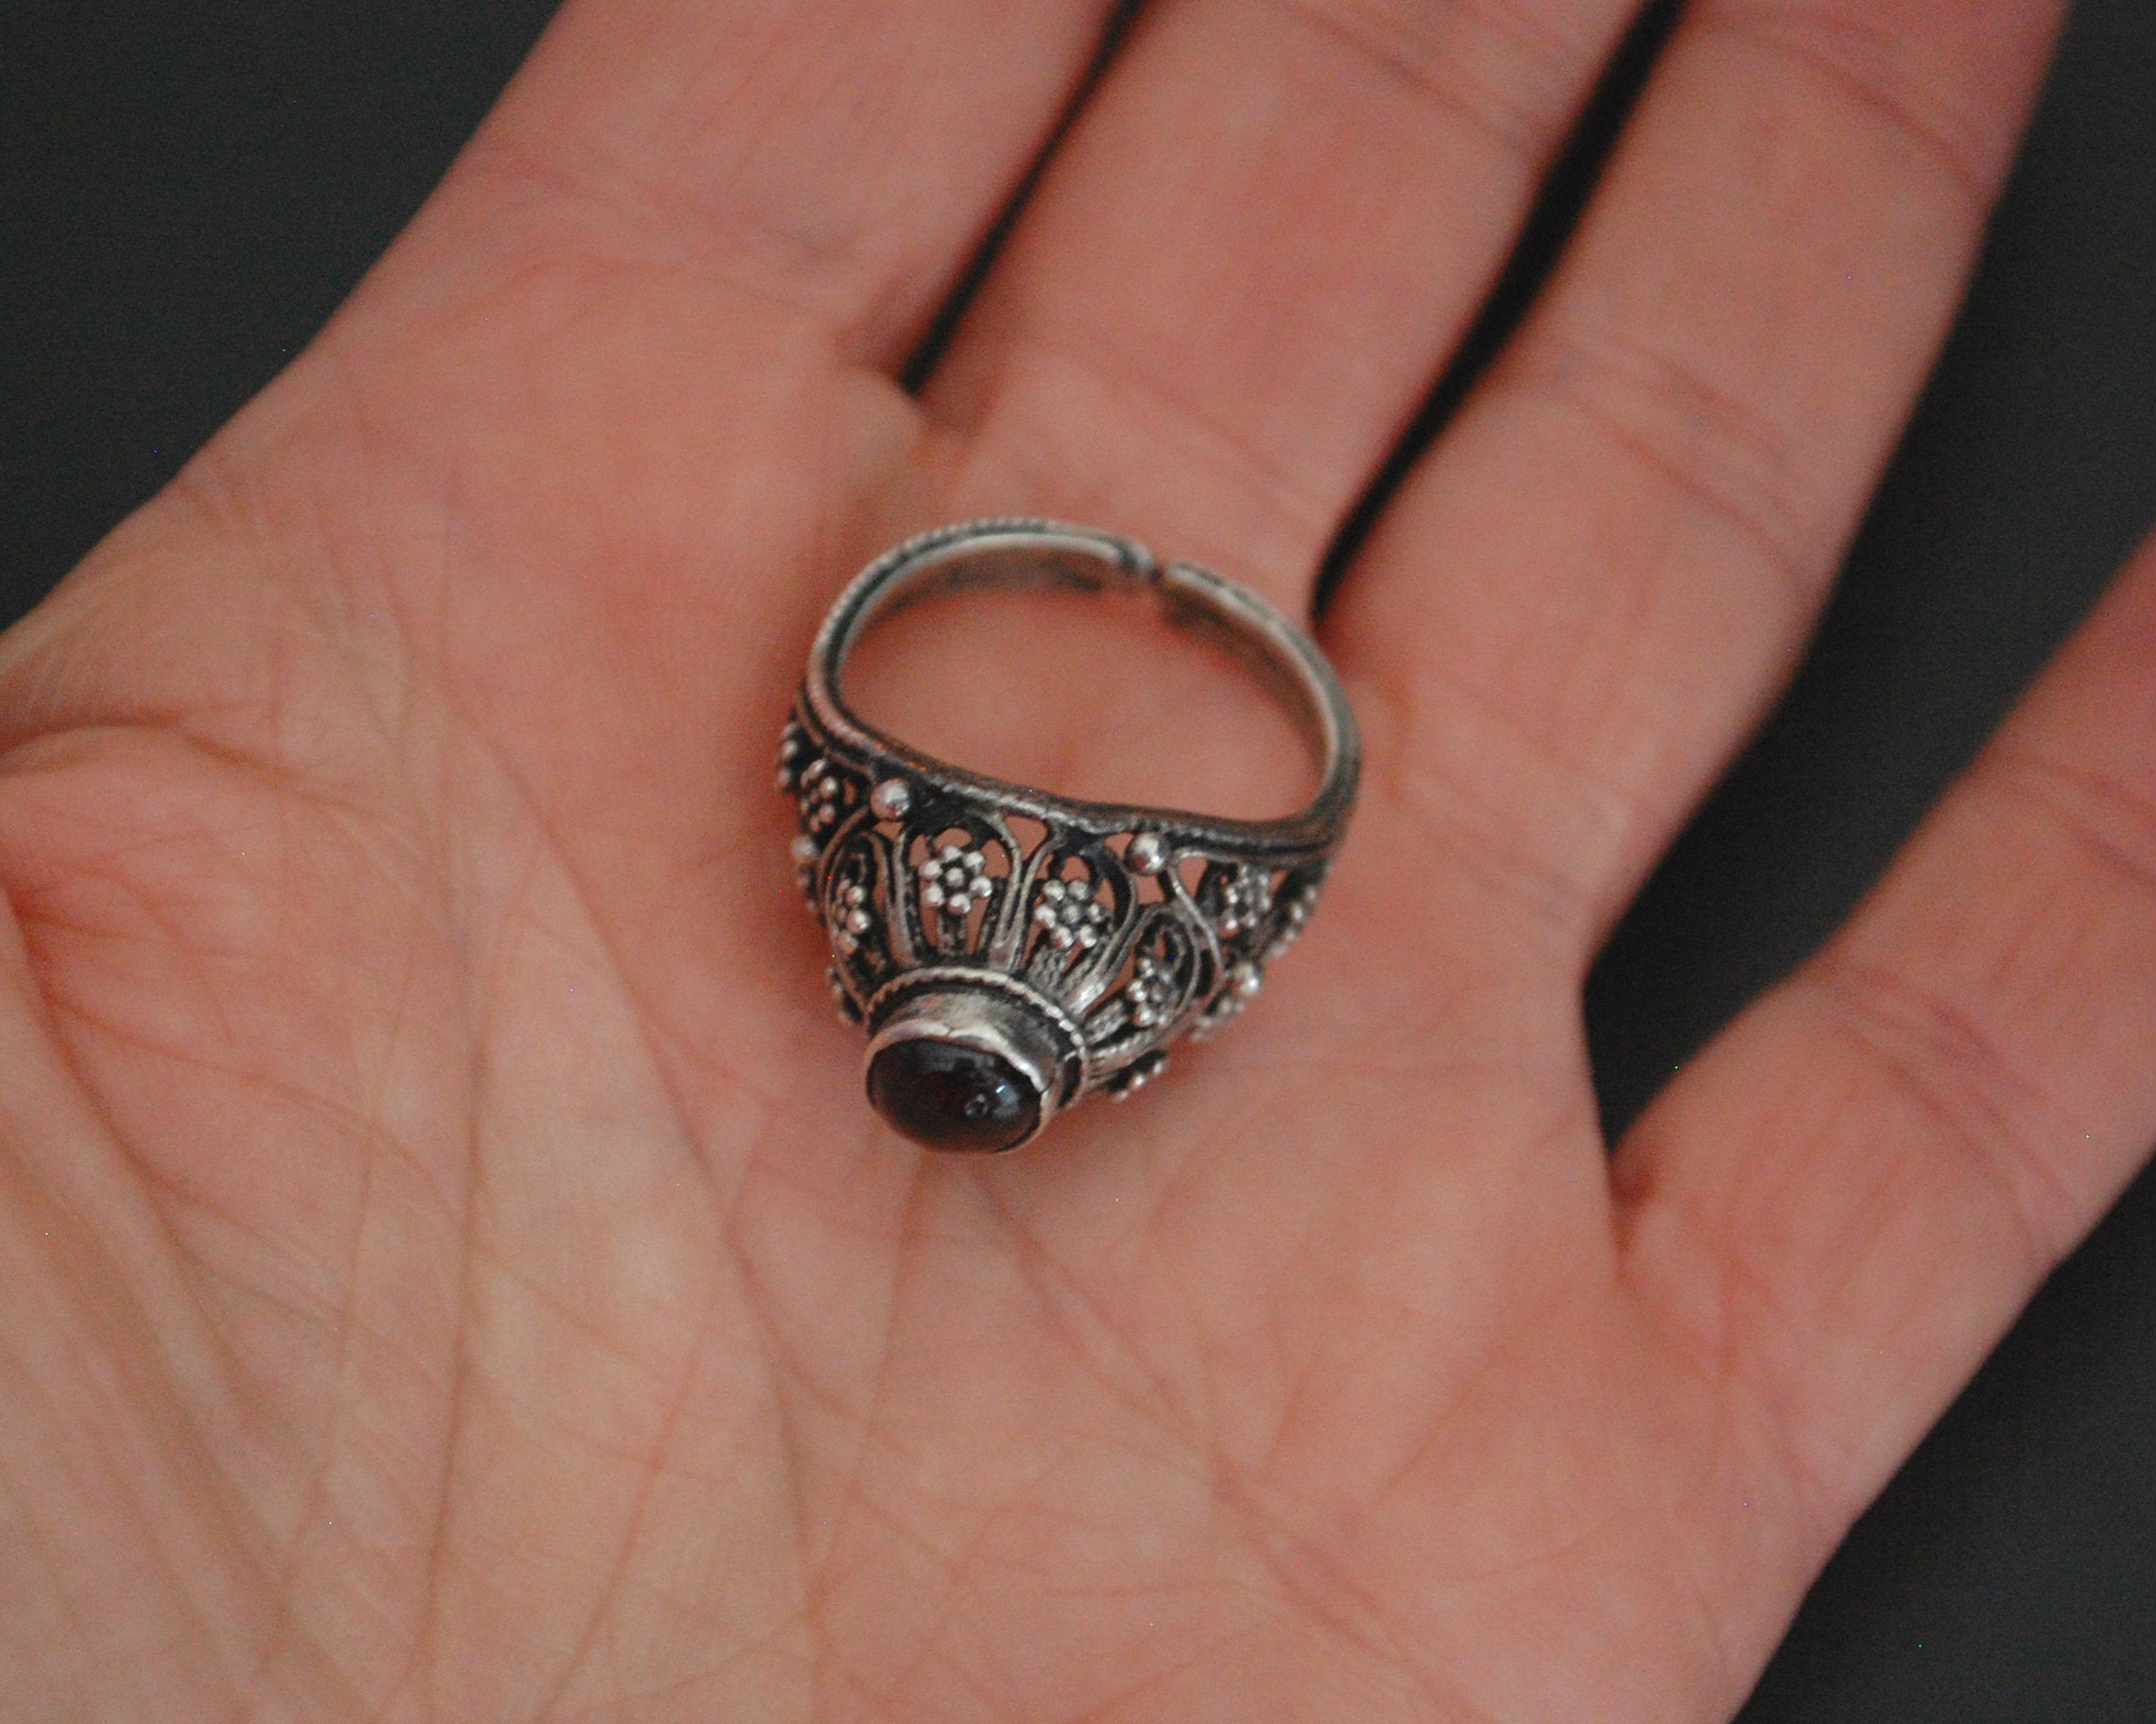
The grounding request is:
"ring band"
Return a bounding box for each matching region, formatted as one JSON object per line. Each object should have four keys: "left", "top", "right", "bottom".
{"left": 780, "top": 519, "right": 1359, "bottom": 1151}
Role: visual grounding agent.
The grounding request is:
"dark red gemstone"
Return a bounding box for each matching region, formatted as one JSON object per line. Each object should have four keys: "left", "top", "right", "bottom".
{"left": 866, "top": 1038, "right": 1040, "bottom": 1153}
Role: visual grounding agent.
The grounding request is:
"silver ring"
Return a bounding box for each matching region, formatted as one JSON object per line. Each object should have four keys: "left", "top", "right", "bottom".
{"left": 779, "top": 519, "right": 1359, "bottom": 1151}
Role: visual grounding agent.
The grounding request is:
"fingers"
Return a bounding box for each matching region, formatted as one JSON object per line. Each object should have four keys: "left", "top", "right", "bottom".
{"left": 1614, "top": 529, "right": 2156, "bottom": 1597}
{"left": 1328, "top": 0, "right": 2066, "bottom": 954}
{"left": 372, "top": 0, "right": 1118, "bottom": 368}
{"left": 920, "top": 0, "right": 1646, "bottom": 609}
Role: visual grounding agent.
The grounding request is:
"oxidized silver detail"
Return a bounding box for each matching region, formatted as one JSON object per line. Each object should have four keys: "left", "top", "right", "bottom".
{"left": 785, "top": 518, "right": 1360, "bottom": 1149}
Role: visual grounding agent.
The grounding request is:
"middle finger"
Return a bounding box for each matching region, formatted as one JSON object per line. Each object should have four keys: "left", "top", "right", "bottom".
{"left": 920, "top": 0, "right": 1647, "bottom": 612}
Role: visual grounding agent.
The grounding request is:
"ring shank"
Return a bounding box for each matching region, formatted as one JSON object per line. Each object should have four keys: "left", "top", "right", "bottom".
{"left": 804, "top": 520, "right": 1358, "bottom": 853}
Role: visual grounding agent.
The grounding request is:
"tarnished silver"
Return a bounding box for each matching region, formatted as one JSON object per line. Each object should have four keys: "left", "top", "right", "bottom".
{"left": 780, "top": 519, "right": 1359, "bottom": 1150}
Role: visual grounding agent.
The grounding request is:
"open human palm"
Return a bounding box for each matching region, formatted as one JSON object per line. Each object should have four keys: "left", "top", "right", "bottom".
{"left": 4, "top": 1, "right": 2153, "bottom": 1718}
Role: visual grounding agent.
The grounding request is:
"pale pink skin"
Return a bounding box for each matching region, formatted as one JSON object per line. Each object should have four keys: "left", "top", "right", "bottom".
{"left": 3, "top": 2, "right": 2152, "bottom": 1719}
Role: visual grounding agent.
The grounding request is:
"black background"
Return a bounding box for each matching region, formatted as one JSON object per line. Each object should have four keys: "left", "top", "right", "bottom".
{"left": 4, "top": 2, "right": 2153, "bottom": 1717}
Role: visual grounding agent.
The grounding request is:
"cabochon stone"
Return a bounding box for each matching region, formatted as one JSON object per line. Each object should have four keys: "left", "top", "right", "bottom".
{"left": 866, "top": 1038, "right": 1041, "bottom": 1153}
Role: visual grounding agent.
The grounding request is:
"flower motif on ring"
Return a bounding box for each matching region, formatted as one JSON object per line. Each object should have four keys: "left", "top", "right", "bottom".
{"left": 1107, "top": 1048, "right": 1169, "bottom": 1100}
{"left": 1032, "top": 876, "right": 1110, "bottom": 954}
{"left": 775, "top": 721, "right": 809, "bottom": 794}
{"left": 1123, "top": 951, "right": 1177, "bottom": 1030}
{"left": 1216, "top": 868, "right": 1273, "bottom": 940}
{"left": 796, "top": 756, "right": 844, "bottom": 834}
{"left": 1264, "top": 880, "right": 1318, "bottom": 959}
{"left": 830, "top": 880, "right": 875, "bottom": 956}
{"left": 1190, "top": 960, "right": 1264, "bottom": 1040}
{"left": 921, "top": 843, "right": 992, "bottom": 918}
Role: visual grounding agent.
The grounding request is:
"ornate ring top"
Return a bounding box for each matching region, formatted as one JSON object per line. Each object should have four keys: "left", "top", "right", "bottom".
{"left": 781, "top": 519, "right": 1360, "bottom": 1151}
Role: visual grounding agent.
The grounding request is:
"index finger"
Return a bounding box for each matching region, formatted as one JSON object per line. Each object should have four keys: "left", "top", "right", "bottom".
{"left": 351, "top": 0, "right": 1121, "bottom": 370}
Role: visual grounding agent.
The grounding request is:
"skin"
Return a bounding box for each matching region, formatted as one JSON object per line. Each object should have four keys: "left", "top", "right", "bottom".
{"left": 1, "top": 0, "right": 2152, "bottom": 1717}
